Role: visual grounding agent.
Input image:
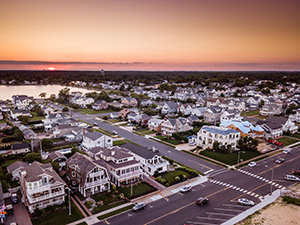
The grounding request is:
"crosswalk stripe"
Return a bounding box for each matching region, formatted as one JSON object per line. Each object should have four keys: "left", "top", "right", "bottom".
{"left": 243, "top": 190, "right": 248, "bottom": 193}
{"left": 251, "top": 193, "right": 255, "bottom": 196}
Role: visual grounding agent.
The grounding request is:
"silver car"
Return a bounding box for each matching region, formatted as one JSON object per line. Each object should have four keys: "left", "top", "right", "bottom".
{"left": 238, "top": 198, "right": 254, "bottom": 206}
{"left": 132, "top": 202, "right": 146, "bottom": 212}
{"left": 285, "top": 174, "right": 300, "bottom": 182}
{"left": 180, "top": 186, "right": 192, "bottom": 193}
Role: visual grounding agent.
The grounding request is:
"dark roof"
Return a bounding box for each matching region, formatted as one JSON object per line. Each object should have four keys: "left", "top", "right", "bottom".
{"left": 48, "top": 151, "right": 67, "bottom": 161}
{"left": 12, "top": 143, "right": 29, "bottom": 150}
{"left": 122, "top": 143, "right": 160, "bottom": 159}
{"left": 209, "top": 106, "right": 223, "bottom": 113}
{"left": 106, "top": 158, "right": 140, "bottom": 169}
{"left": 83, "top": 132, "right": 103, "bottom": 141}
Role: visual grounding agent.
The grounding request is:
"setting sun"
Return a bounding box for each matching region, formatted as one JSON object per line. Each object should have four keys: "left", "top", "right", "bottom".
{"left": 48, "top": 67, "right": 55, "bottom": 71}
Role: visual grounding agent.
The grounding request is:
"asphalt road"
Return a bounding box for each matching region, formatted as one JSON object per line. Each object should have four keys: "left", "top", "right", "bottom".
{"left": 50, "top": 103, "right": 221, "bottom": 174}
{"left": 95, "top": 147, "right": 300, "bottom": 225}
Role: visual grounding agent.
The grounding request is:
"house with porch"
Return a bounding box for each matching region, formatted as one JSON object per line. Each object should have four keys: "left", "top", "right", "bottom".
{"left": 81, "top": 131, "right": 113, "bottom": 150}
{"left": 66, "top": 153, "right": 110, "bottom": 197}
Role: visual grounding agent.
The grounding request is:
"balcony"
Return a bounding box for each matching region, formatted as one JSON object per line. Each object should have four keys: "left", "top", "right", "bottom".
{"left": 26, "top": 184, "right": 51, "bottom": 195}
{"left": 146, "top": 160, "right": 169, "bottom": 169}
{"left": 112, "top": 170, "right": 143, "bottom": 180}
{"left": 27, "top": 190, "right": 65, "bottom": 204}
{"left": 85, "top": 178, "right": 109, "bottom": 188}
{"left": 88, "top": 171, "right": 104, "bottom": 178}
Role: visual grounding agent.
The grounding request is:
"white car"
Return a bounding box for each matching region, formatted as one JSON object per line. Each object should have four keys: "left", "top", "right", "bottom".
{"left": 112, "top": 131, "right": 118, "bottom": 135}
{"left": 189, "top": 142, "right": 196, "bottom": 146}
{"left": 285, "top": 174, "right": 300, "bottom": 182}
{"left": 283, "top": 149, "right": 291, "bottom": 154}
{"left": 238, "top": 198, "right": 255, "bottom": 206}
{"left": 248, "top": 162, "right": 257, "bottom": 167}
{"left": 180, "top": 186, "right": 192, "bottom": 193}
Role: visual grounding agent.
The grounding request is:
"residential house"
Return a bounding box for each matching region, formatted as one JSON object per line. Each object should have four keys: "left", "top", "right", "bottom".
{"left": 81, "top": 131, "right": 113, "bottom": 150}
{"left": 220, "top": 120, "right": 264, "bottom": 139}
{"left": 220, "top": 109, "right": 242, "bottom": 122}
{"left": 18, "top": 124, "right": 37, "bottom": 140}
{"left": 260, "top": 103, "right": 283, "bottom": 116}
{"left": 246, "top": 96, "right": 261, "bottom": 107}
{"left": 289, "top": 109, "right": 300, "bottom": 122}
{"left": 71, "top": 97, "right": 94, "bottom": 108}
{"left": 161, "top": 117, "right": 192, "bottom": 136}
{"left": 148, "top": 118, "right": 164, "bottom": 132}
{"left": 7, "top": 161, "right": 28, "bottom": 180}
{"left": 203, "top": 107, "right": 224, "bottom": 124}
{"left": 117, "top": 108, "right": 132, "bottom": 120}
{"left": 11, "top": 143, "right": 30, "bottom": 154}
{"left": 53, "top": 124, "right": 73, "bottom": 138}
{"left": 42, "top": 113, "right": 69, "bottom": 126}
{"left": 140, "top": 99, "right": 153, "bottom": 107}
{"left": 197, "top": 126, "right": 240, "bottom": 150}
{"left": 122, "top": 143, "right": 170, "bottom": 176}
{"left": 17, "top": 161, "right": 66, "bottom": 213}
{"left": 121, "top": 97, "right": 138, "bottom": 107}
{"left": 257, "top": 116, "right": 298, "bottom": 138}
{"left": 161, "top": 102, "right": 179, "bottom": 114}
{"left": 41, "top": 106, "right": 54, "bottom": 116}
{"left": 206, "top": 98, "right": 221, "bottom": 107}
{"left": 89, "top": 147, "right": 143, "bottom": 186}
{"left": 47, "top": 151, "right": 68, "bottom": 168}
{"left": 66, "top": 153, "right": 110, "bottom": 197}
{"left": 127, "top": 112, "right": 141, "bottom": 123}
{"left": 191, "top": 107, "right": 207, "bottom": 117}
{"left": 12, "top": 95, "right": 34, "bottom": 109}
{"left": 179, "top": 104, "right": 194, "bottom": 115}
{"left": 10, "top": 109, "right": 31, "bottom": 120}
{"left": 140, "top": 114, "right": 152, "bottom": 126}
{"left": 92, "top": 100, "right": 109, "bottom": 110}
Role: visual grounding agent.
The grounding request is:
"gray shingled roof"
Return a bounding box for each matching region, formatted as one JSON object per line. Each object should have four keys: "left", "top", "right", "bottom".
{"left": 83, "top": 132, "right": 103, "bottom": 141}
{"left": 122, "top": 143, "right": 159, "bottom": 159}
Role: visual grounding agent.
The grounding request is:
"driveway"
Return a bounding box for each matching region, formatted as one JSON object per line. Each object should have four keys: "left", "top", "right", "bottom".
{"left": 13, "top": 202, "right": 32, "bottom": 225}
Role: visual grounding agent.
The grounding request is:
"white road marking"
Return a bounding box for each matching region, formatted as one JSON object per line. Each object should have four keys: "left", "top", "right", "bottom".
{"left": 223, "top": 204, "right": 251, "bottom": 208}
{"left": 196, "top": 217, "right": 227, "bottom": 222}
{"left": 186, "top": 221, "right": 219, "bottom": 225}
{"left": 214, "top": 208, "right": 244, "bottom": 212}
{"left": 206, "top": 212, "right": 236, "bottom": 216}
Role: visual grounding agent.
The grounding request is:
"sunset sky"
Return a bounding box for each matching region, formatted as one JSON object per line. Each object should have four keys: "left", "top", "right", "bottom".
{"left": 0, "top": 0, "right": 299, "bottom": 71}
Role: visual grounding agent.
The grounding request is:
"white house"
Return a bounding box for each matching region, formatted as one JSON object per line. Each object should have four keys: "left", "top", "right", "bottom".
{"left": 191, "top": 107, "right": 207, "bottom": 117}
{"left": 81, "top": 132, "right": 113, "bottom": 150}
{"left": 122, "top": 143, "right": 170, "bottom": 176}
{"left": 197, "top": 126, "right": 240, "bottom": 150}
{"left": 10, "top": 109, "right": 32, "bottom": 120}
{"left": 161, "top": 117, "right": 192, "bottom": 136}
{"left": 289, "top": 109, "right": 300, "bottom": 123}
{"left": 12, "top": 95, "right": 34, "bottom": 109}
{"left": 148, "top": 118, "right": 164, "bottom": 132}
{"left": 15, "top": 161, "right": 66, "bottom": 213}
{"left": 220, "top": 110, "right": 242, "bottom": 122}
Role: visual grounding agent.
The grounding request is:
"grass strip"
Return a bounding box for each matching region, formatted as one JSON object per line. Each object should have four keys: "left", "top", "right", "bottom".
{"left": 97, "top": 205, "right": 134, "bottom": 221}
{"left": 182, "top": 150, "right": 226, "bottom": 167}
{"left": 238, "top": 155, "right": 269, "bottom": 168}
{"left": 149, "top": 137, "right": 175, "bottom": 148}
{"left": 162, "top": 155, "right": 204, "bottom": 176}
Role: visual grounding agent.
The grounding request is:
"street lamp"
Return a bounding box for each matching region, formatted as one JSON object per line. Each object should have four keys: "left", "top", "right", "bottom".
{"left": 237, "top": 151, "right": 245, "bottom": 168}
{"left": 265, "top": 165, "right": 274, "bottom": 195}
{"left": 68, "top": 187, "right": 72, "bottom": 215}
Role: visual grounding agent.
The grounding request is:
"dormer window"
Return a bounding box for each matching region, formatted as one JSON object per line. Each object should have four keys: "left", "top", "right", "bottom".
{"left": 43, "top": 177, "right": 47, "bottom": 184}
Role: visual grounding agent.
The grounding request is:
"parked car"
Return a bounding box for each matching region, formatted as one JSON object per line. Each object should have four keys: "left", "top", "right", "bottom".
{"left": 291, "top": 169, "right": 300, "bottom": 176}
{"left": 248, "top": 162, "right": 257, "bottom": 168}
{"left": 275, "top": 158, "right": 285, "bottom": 164}
{"left": 127, "top": 123, "right": 133, "bottom": 126}
{"left": 189, "top": 142, "right": 196, "bottom": 146}
{"left": 267, "top": 139, "right": 283, "bottom": 146}
{"left": 11, "top": 193, "right": 18, "bottom": 204}
{"left": 93, "top": 122, "right": 98, "bottom": 126}
{"left": 132, "top": 202, "right": 146, "bottom": 212}
{"left": 196, "top": 197, "right": 209, "bottom": 206}
{"left": 112, "top": 131, "right": 118, "bottom": 135}
{"left": 10, "top": 223, "right": 18, "bottom": 225}
{"left": 156, "top": 132, "right": 162, "bottom": 136}
{"left": 180, "top": 186, "right": 192, "bottom": 193}
{"left": 5, "top": 204, "right": 14, "bottom": 215}
{"left": 284, "top": 174, "right": 300, "bottom": 182}
{"left": 283, "top": 148, "right": 291, "bottom": 154}
{"left": 238, "top": 198, "right": 255, "bottom": 206}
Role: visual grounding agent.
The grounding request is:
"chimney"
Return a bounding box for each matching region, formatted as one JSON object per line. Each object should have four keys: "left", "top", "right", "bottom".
{"left": 83, "top": 127, "right": 85, "bottom": 135}
{"left": 152, "top": 146, "right": 156, "bottom": 152}
{"left": 111, "top": 150, "right": 115, "bottom": 156}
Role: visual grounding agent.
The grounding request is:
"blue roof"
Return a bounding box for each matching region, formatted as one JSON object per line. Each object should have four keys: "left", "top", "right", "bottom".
{"left": 220, "top": 120, "right": 263, "bottom": 134}
{"left": 202, "top": 126, "right": 240, "bottom": 135}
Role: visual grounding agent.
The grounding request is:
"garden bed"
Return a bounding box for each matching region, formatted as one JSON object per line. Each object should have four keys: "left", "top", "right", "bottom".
{"left": 117, "top": 182, "right": 157, "bottom": 199}
{"left": 155, "top": 168, "right": 198, "bottom": 187}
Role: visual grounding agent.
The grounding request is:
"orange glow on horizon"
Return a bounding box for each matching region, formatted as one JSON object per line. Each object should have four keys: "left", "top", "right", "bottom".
{"left": 48, "top": 67, "right": 55, "bottom": 71}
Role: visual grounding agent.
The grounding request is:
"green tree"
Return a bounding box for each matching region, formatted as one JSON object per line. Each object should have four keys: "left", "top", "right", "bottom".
{"left": 62, "top": 107, "right": 69, "bottom": 112}
{"left": 23, "top": 152, "right": 42, "bottom": 163}
{"left": 49, "top": 94, "right": 56, "bottom": 101}
{"left": 41, "top": 138, "right": 53, "bottom": 149}
{"left": 213, "top": 141, "right": 220, "bottom": 151}
{"left": 58, "top": 88, "right": 70, "bottom": 103}
{"left": 17, "top": 115, "right": 30, "bottom": 125}
{"left": 39, "top": 92, "right": 46, "bottom": 99}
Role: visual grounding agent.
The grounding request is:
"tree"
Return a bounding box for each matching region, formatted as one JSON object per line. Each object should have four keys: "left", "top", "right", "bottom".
{"left": 213, "top": 141, "right": 220, "bottom": 151}
{"left": 23, "top": 152, "right": 42, "bottom": 163}
{"left": 41, "top": 138, "right": 53, "bottom": 149}
{"left": 17, "top": 115, "right": 30, "bottom": 125}
{"left": 39, "top": 92, "right": 46, "bottom": 99}
{"left": 58, "top": 88, "right": 70, "bottom": 103}
{"left": 62, "top": 107, "right": 69, "bottom": 112}
{"left": 119, "top": 84, "right": 125, "bottom": 91}
{"left": 49, "top": 94, "right": 56, "bottom": 101}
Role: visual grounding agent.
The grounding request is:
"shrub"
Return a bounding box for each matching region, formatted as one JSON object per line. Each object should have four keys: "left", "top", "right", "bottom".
{"left": 283, "top": 196, "right": 300, "bottom": 206}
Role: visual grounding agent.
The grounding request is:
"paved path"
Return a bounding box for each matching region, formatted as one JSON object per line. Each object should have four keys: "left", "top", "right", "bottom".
{"left": 14, "top": 202, "right": 33, "bottom": 225}
{"left": 74, "top": 194, "right": 93, "bottom": 216}
{"left": 71, "top": 196, "right": 88, "bottom": 218}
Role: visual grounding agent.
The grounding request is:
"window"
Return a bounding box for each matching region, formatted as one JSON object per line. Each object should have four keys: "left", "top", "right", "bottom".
{"left": 72, "top": 181, "right": 77, "bottom": 186}
{"left": 72, "top": 172, "right": 76, "bottom": 177}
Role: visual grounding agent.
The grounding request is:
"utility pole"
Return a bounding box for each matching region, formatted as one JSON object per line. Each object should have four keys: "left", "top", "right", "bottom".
{"left": 69, "top": 188, "right": 71, "bottom": 215}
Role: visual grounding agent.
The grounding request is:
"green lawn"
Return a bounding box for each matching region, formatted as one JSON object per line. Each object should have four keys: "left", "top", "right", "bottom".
{"left": 160, "top": 170, "right": 190, "bottom": 183}
{"left": 276, "top": 137, "right": 299, "bottom": 146}
{"left": 200, "top": 150, "right": 261, "bottom": 166}
{"left": 31, "top": 202, "right": 84, "bottom": 225}
{"left": 92, "top": 200, "right": 127, "bottom": 214}
{"left": 76, "top": 108, "right": 116, "bottom": 115}
{"left": 243, "top": 110, "right": 259, "bottom": 116}
{"left": 97, "top": 205, "right": 134, "bottom": 221}
{"left": 117, "top": 182, "right": 156, "bottom": 199}
{"left": 155, "top": 135, "right": 179, "bottom": 145}
{"left": 138, "top": 129, "right": 156, "bottom": 135}
{"left": 113, "top": 140, "right": 127, "bottom": 146}
{"left": 291, "top": 133, "right": 300, "bottom": 139}
{"left": 1, "top": 159, "right": 18, "bottom": 167}
{"left": 0, "top": 120, "right": 7, "bottom": 124}
{"left": 29, "top": 112, "right": 45, "bottom": 121}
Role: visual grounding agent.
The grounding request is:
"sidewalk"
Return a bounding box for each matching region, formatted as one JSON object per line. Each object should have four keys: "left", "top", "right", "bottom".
{"left": 222, "top": 189, "right": 281, "bottom": 225}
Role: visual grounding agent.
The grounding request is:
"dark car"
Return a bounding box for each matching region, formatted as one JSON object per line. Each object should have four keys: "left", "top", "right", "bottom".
{"left": 132, "top": 202, "right": 146, "bottom": 212}
{"left": 156, "top": 133, "right": 162, "bottom": 136}
{"left": 275, "top": 158, "right": 285, "bottom": 164}
{"left": 5, "top": 204, "right": 14, "bottom": 215}
{"left": 196, "top": 197, "right": 209, "bottom": 206}
{"left": 93, "top": 122, "right": 98, "bottom": 126}
{"left": 180, "top": 186, "right": 192, "bottom": 193}
{"left": 11, "top": 193, "right": 18, "bottom": 204}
